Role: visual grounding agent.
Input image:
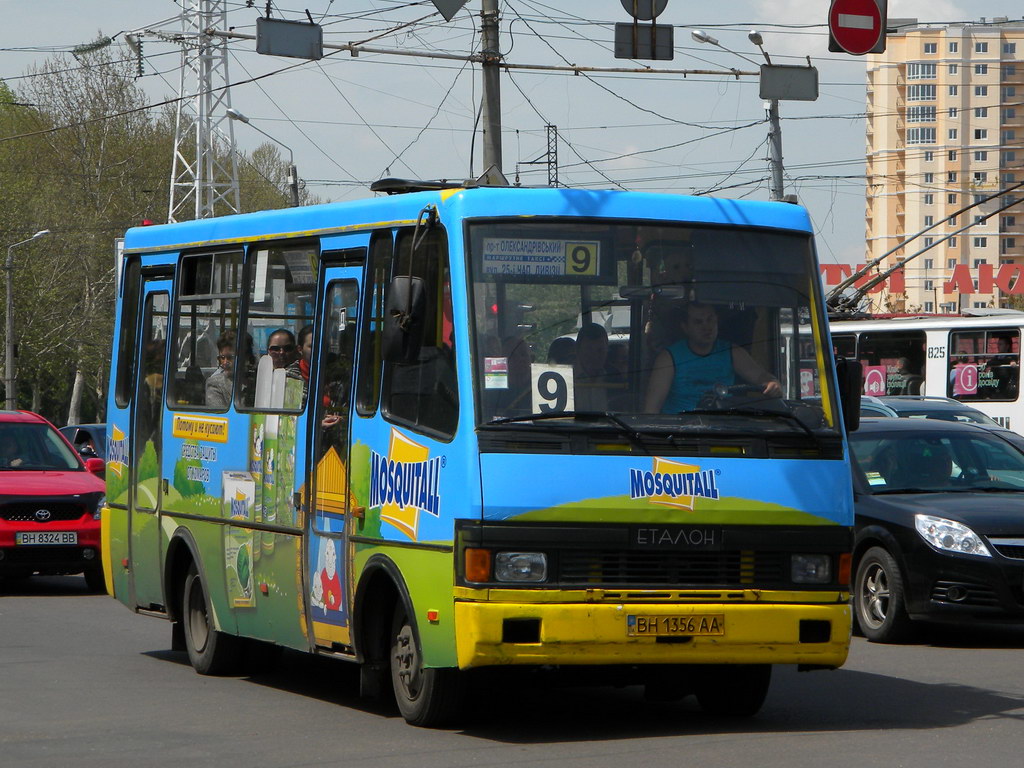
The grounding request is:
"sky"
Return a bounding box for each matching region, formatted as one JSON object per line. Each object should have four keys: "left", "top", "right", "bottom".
{"left": 2, "top": 0, "right": 1023, "bottom": 266}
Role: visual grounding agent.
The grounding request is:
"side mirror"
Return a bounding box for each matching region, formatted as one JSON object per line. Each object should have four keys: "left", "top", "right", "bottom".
{"left": 84, "top": 457, "right": 105, "bottom": 478}
{"left": 382, "top": 276, "right": 427, "bottom": 364}
{"left": 835, "top": 357, "right": 862, "bottom": 433}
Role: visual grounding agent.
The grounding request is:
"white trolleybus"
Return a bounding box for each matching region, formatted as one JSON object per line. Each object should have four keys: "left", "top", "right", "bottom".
{"left": 830, "top": 311, "right": 1024, "bottom": 432}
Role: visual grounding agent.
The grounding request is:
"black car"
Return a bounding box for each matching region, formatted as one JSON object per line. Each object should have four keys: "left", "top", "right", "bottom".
{"left": 859, "top": 395, "right": 1003, "bottom": 427}
{"left": 58, "top": 423, "right": 106, "bottom": 460}
{"left": 850, "top": 418, "right": 1024, "bottom": 642}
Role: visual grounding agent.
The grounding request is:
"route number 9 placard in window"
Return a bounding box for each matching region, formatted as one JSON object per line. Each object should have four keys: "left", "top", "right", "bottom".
{"left": 480, "top": 238, "right": 607, "bottom": 282}
{"left": 531, "top": 363, "right": 575, "bottom": 414}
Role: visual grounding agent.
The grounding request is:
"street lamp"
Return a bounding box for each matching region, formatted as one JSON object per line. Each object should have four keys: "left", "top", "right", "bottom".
{"left": 226, "top": 108, "right": 300, "bottom": 207}
{"left": 6, "top": 229, "right": 50, "bottom": 410}
{"left": 691, "top": 29, "right": 786, "bottom": 201}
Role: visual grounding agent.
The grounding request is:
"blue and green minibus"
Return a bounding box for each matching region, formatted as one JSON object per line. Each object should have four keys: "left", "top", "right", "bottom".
{"left": 103, "top": 183, "right": 858, "bottom": 726}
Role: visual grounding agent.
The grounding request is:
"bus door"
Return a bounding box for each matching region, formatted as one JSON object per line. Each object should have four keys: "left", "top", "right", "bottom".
{"left": 129, "top": 277, "right": 171, "bottom": 611}
{"left": 305, "top": 265, "right": 361, "bottom": 649}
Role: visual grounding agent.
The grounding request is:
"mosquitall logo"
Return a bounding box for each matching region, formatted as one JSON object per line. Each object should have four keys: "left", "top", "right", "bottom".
{"left": 369, "top": 428, "right": 442, "bottom": 541}
{"left": 107, "top": 425, "right": 128, "bottom": 478}
{"left": 629, "top": 457, "right": 721, "bottom": 510}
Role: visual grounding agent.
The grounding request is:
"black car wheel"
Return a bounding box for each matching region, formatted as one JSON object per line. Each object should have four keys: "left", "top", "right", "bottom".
{"left": 854, "top": 546, "right": 913, "bottom": 643}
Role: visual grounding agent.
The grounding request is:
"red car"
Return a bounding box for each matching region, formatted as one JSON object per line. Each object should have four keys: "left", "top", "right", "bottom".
{"left": 0, "top": 411, "right": 106, "bottom": 591}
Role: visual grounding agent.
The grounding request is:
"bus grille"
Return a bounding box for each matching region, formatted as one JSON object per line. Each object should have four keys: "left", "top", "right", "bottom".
{"left": 555, "top": 549, "right": 787, "bottom": 588}
{"left": 0, "top": 503, "right": 87, "bottom": 522}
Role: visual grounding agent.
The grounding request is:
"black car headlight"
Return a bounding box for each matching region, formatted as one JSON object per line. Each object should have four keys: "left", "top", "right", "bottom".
{"left": 914, "top": 514, "right": 991, "bottom": 557}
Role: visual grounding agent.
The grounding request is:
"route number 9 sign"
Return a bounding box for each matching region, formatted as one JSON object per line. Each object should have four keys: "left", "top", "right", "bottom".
{"left": 531, "top": 363, "right": 575, "bottom": 413}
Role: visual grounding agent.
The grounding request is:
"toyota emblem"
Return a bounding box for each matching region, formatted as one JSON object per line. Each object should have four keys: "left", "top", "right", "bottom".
{"left": 34, "top": 509, "right": 51, "bottom": 521}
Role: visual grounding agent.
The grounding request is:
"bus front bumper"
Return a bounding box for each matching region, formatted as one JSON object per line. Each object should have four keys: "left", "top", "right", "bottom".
{"left": 454, "top": 596, "right": 851, "bottom": 669}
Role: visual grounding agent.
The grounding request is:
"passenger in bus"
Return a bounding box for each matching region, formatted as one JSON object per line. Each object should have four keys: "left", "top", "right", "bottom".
{"left": 643, "top": 301, "right": 781, "bottom": 413}
{"left": 989, "top": 334, "right": 1018, "bottom": 396}
{"left": 497, "top": 336, "right": 533, "bottom": 413}
{"left": 547, "top": 336, "right": 576, "bottom": 365}
{"left": 286, "top": 325, "right": 314, "bottom": 400}
{"left": 205, "top": 331, "right": 236, "bottom": 410}
{"left": 896, "top": 357, "right": 924, "bottom": 395}
{"left": 266, "top": 328, "right": 298, "bottom": 369}
{"left": 574, "top": 323, "right": 610, "bottom": 411}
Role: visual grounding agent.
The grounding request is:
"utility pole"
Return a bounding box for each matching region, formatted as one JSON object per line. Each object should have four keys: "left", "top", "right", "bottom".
{"left": 168, "top": 0, "right": 241, "bottom": 221}
{"left": 480, "top": 0, "right": 504, "bottom": 184}
{"left": 766, "top": 100, "right": 784, "bottom": 202}
{"left": 546, "top": 124, "right": 559, "bottom": 187}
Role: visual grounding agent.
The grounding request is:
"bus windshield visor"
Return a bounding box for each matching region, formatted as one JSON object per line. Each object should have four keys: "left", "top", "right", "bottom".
{"left": 468, "top": 220, "right": 840, "bottom": 436}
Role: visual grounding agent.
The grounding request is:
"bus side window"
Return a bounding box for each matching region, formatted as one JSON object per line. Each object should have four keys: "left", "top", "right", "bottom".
{"left": 114, "top": 257, "right": 143, "bottom": 408}
{"left": 170, "top": 251, "right": 243, "bottom": 410}
{"left": 356, "top": 231, "right": 393, "bottom": 416}
{"left": 240, "top": 243, "right": 317, "bottom": 412}
{"left": 382, "top": 226, "right": 458, "bottom": 438}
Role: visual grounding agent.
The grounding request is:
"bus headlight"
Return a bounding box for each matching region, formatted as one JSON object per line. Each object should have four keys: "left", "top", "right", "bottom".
{"left": 495, "top": 552, "right": 547, "bottom": 583}
{"left": 915, "top": 514, "right": 991, "bottom": 557}
{"left": 791, "top": 554, "right": 832, "bottom": 584}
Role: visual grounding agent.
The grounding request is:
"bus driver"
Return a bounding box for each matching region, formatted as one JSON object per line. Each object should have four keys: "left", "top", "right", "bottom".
{"left": 644, "top": 301, "right": 782, "bottom": 413}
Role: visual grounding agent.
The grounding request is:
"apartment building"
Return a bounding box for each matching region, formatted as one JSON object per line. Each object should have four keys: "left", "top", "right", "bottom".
{"left": 865, "top": 17, "right": 1024, "bottom": 312}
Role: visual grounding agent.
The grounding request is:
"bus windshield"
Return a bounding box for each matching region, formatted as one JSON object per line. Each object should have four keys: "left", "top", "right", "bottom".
{"left": 469, "top": 219, "right": 839, "bottom": 436}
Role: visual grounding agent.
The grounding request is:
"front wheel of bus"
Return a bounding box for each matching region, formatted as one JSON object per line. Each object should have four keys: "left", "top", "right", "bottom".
{"left": 390, "top": 605, "right": 463, "bottom": 727}
{"left": 183, "top": 563, "right": 238, "bottom": 675}
{"left": 694, "top": 664, "right": 771, "bottom": 717}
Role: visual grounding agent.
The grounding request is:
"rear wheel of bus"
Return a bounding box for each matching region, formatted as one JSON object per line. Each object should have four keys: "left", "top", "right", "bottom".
{"left": 182, "top": 563, "right": 239, "bottom": 675}
{"left": 390, "top": 603, "right": 464, "bottom": 727}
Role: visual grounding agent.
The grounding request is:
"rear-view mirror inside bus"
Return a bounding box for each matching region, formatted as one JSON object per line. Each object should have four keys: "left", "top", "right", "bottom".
{"left": 382, "top": 275, "right": 427, "bottom": 364}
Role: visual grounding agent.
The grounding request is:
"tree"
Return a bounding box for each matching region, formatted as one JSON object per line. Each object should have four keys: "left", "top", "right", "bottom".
{"left": 1, "top": 46, "right": 321, "bottom": 425}
{"left": 8, "top": 47, "right": 170, "bottom": 425}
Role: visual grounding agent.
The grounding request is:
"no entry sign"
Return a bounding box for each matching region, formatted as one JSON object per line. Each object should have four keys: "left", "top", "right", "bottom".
{"left": 828, "top": 0, "right": 887, "bottom": 55}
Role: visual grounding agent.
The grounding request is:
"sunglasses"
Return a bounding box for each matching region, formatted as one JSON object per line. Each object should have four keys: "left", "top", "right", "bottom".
{"left": 268, "top": 345, "right": 295, "bottom": 352}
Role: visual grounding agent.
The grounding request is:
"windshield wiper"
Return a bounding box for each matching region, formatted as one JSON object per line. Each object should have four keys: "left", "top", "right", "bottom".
{"left": 684, "top": 407, "right": 816, "bottom": 438}
{"left": 953, "top": 484, "right": 1024, "bottom": 493}
{"left": 873, "top": 487, "right": 973, "bottom": 495}
{"left": 487, "top": 410, "right": 652, "bottom": 454}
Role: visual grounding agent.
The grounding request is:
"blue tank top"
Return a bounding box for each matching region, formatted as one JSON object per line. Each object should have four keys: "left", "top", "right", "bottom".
{"left": 661, "top": 338, "right": 735, "bottom": 413}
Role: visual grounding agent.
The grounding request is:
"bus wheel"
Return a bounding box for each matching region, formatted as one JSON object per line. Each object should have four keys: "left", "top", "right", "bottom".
{"left": 182, "top": 563, "right": 238, "bottom": 675}
{"left": 389, "top": 604, "right": 463, "bottom": 727}
{"left": 854, "top": 546, "right": 913, "bottom": 643}
{"left": 694, "top": 664, "right": 771, "bottom": 717}
{"left": 83, "top": 565, "right": 106, "bottom": 594}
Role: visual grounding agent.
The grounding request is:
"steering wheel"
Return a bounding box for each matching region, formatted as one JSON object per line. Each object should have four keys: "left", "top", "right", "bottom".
{"left": 695, "top": 383, "right": 765, "bottom": 409}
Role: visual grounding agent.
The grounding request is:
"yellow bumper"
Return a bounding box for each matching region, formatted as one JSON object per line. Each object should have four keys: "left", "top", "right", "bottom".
{"left": 454, "top": 597, "right": 850, "bottom": 669}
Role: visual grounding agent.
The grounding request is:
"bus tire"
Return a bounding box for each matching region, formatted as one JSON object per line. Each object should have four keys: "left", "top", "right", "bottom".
{"left": 854, "top": 546, "right": 913, "bottom": 643}
{"left": 694, "top": 664, "right": 771, "bottom": 717}
{"left": 83, "top": 565, "right": 106, "bottom": 594}
{"left": 182, "top": 563, "right": 239, "bottom": 675}
{"left": 389, "top": 604, "right": 463, "bottom": 727}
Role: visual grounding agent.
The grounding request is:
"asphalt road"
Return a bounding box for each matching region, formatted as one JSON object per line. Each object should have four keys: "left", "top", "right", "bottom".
{"left": 2, "top": 575, "right": 1023, "bottom": 768}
